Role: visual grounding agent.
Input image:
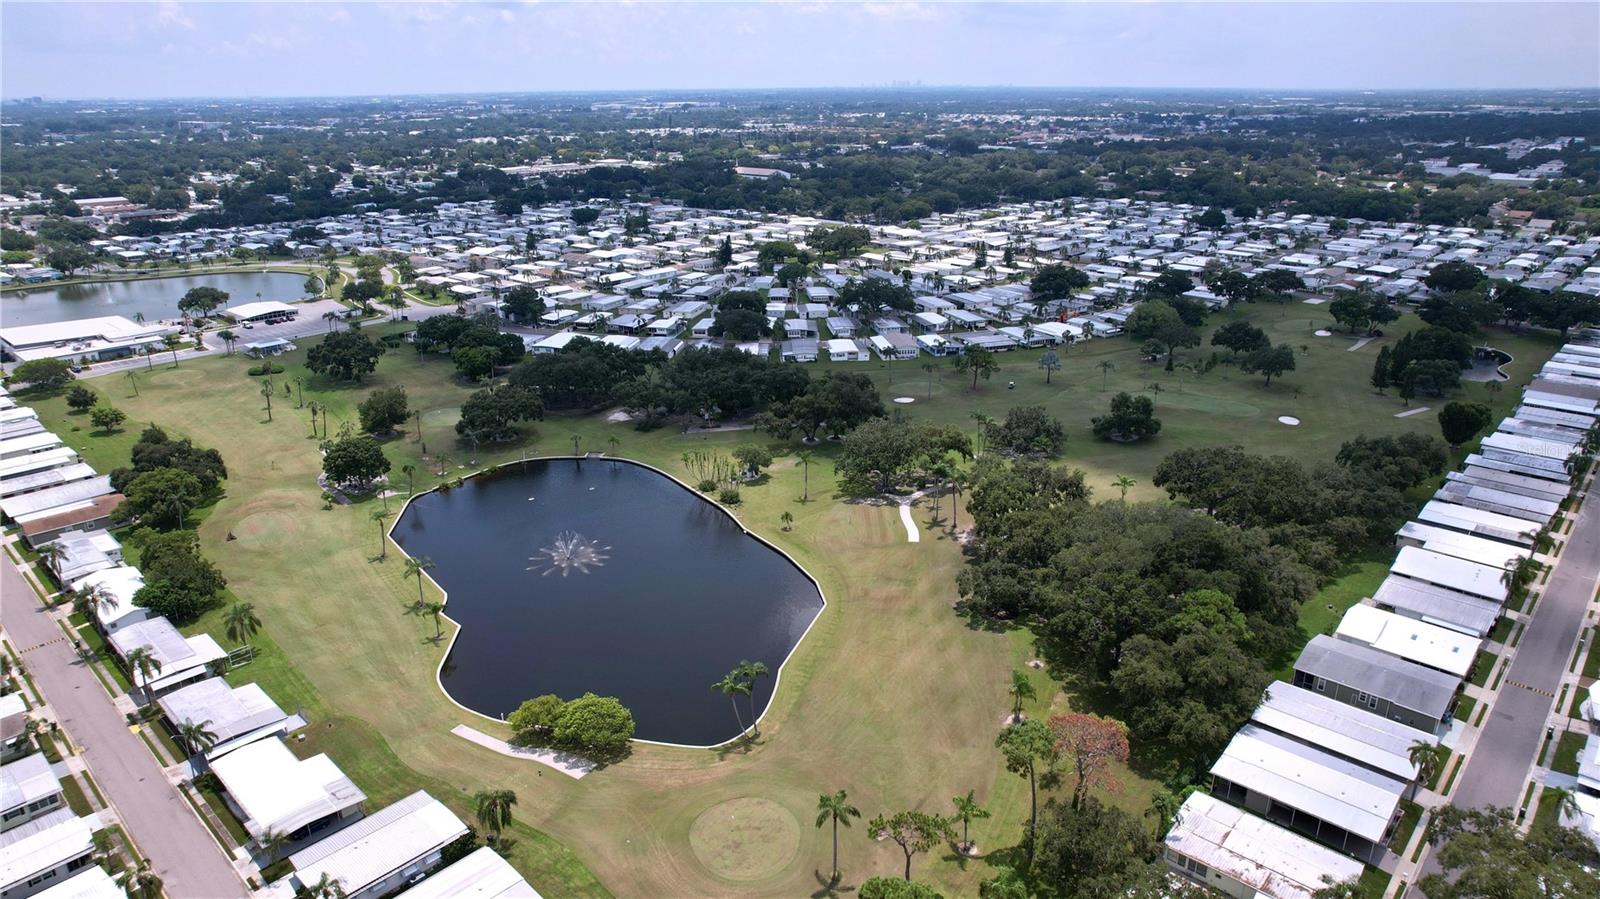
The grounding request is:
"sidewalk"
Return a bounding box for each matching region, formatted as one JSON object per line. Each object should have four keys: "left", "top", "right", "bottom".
{"left": 1, "top": 550, "right": 248, "bottom": 897}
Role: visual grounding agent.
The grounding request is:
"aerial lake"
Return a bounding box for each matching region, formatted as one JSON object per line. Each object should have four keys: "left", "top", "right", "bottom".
{"left": 392, "top": 459, "right": 825, "bottom": 746}
{"left": 0, "top": 271, "right": 314, "bottom": 328}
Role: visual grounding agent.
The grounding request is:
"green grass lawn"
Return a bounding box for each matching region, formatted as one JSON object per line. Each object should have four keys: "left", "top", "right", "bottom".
{"left": 1274, "top": 549, "right": 1392, "bottom": 681}
{"left": 1388, "top": 799, "right": 1423, "bottom": 852}
{"left": 1552, "top": 730, "right": 1586, "bottom": 776}
{"left": 23, "top": 305, "right": 1559, "bottom": 897}
{"left": 1469, "top": 650, "right": 1498, "bottom": 688}
{"left": 1454, "top": 695, "right": 1478, "bottom": 724}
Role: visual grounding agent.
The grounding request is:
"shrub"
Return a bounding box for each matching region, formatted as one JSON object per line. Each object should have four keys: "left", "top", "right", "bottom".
{"left": 697, "top": 479, "right": 717, "bottom": 493}
{"left": 246, "top": 363, "right": 285, "bottom": 376}
{"left": 718, "top": 487, "right": 742, "bottom": 505}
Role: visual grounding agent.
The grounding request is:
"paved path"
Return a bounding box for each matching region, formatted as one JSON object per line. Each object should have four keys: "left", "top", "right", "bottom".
{"left": 898, "top": 503, "right": 920, "bottom": 543}
{"left": 1394, "top": 406, "right": 1431, "bottom": 418}
{"left": 1349, "top": 336, "right": 1375, "bottom": 351}
{"left": 1, "top": 554, "right": 247, "bottom": 898}
{"left": 1411, "top": 487, "right": 1600, "bottom": 891}
{"left": 450, "top": 725, "right": 595, "bottom": 778}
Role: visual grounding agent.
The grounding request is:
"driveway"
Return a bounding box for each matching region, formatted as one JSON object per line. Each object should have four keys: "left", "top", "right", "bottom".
{"left": 1, "top": 554, "right": 247, "bottom": 898}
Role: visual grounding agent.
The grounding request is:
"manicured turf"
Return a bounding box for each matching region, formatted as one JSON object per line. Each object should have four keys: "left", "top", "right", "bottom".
{"left": 25, "top": 305, "right": 1559, "bottom": 896}
{"left": 1274, "top": 550, "right": 1392, "bottom": 681}
{"left": 1552, "top": 730, "right": 1586, "bottom": 776}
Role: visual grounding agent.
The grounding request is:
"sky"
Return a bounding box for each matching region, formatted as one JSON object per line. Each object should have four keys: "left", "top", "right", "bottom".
{"left": 2, "top": 1, "right": 1597, "bottom": 99}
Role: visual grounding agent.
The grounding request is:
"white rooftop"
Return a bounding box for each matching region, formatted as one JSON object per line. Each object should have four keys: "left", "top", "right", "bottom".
{"left": 290, "top": 791, "right": 465, "bottom": 894}
{"left": 1335, "top": 603, "right": 1481, "bottom": 679}
{"left": 0, "top": 812, "right": 97, "bottom": 892}
{"left": 1210, "top": 725, "right": 1405, "bottom": 843}
{"left": 30, "top": 865, "right": 123, "bottom": 899}
{"left": 402, "top": 846, "right": 542, "bottom": 899}
{"left": 1390, "top": 545, "right": 1510, "bottom": 604}
{"left": 1, "top": 752, "right": 61, "bottom": 812}
{"left": 1165, "top": 793, "right": 1363, "bottom": 899}
{"left": 209, "top": 738, "right": 366, "bottom": 839}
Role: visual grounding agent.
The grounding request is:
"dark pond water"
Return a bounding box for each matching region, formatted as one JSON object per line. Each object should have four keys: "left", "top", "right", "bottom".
{"left": 0, "top": 271, "right": 313, "bottom": 328}
{"left": 392, "top": 459, "right": 825, "bottom": 745}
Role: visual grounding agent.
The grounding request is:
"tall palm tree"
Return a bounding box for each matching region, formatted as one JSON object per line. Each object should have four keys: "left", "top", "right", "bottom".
{"left": 1113, "top": 476, "right": 1137, "bottom": 502}
{"left": 795, "top": 449, "right": 815, "bottom": 502}
{"left": 814, "top": 789, "right": 860, "bottom": 883}
{"left": 951, "top": 790, "right": 990, "bottom": 854}
{"left": 124, "top": 369, "right": 139, "bottom": 397}
{"left": 403, "top": 556, "right": 435, "bottom": 607}
{"left": 176, "top": 718, "right": 218, "bottom": 757}
{"left": 1098, "top": 359, "right": 1115, "bottom": 391}
{"left": 224, "top": 603, "right": 261, "bottom": 646}
{"left": 473, "top": 789, "right": 518, "bottom": 841}
{"left": 371, "top": 508, "right": 392, "bottom": 560}
{"left": 124, "top": 646, "right": 162, "bottom": 690}
{"left": 217, "top": 329, "right": 236, "bottom": 355}
{"left": 1407, "top": 740, "right": 1449, "bottom": 786}
{"left": 737, "top": 660, "right": 770, "bottom": 738}
{"left": 163, "top": 333, "right": 181, "bottom": 366}
{"left": 400, "top": 463, "right": 417, "bottom": 496}
{"left": 70, "top": 586, "right": 113, "bottom": 622}
{"left": 1009, "top": 669, "right": 1036, "bottom": 722}
{"left": 712, "top": 671, "right": 750, "bottom": 738}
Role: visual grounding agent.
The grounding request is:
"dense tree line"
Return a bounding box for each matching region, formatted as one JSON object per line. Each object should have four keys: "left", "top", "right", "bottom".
{"left": 958, "top": 433, "right": 1447, "bottom": 773}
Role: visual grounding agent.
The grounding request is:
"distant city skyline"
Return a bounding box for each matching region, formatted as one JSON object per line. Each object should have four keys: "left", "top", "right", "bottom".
{"left": 1, "top": 1, "right": 1596, "bottom": 100}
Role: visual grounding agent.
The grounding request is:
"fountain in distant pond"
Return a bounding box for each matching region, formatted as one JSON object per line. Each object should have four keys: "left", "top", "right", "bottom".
{"left": 528, "top": 531, "right": 611, "bottom": 577}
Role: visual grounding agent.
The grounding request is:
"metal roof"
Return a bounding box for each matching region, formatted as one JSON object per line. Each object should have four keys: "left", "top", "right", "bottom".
{"left": 1164, "top": 793, "right": 1363, "bottom": 899}
{"left": 1253, "top": 682, "right": 1435, "bottom": 783}
{"left": 1294, "top": 635, "right": 1460, "bottom": 720}
{"left": 289, "top": 791, "right": 465, "bottom": 894}
{"left": 1335, "top": 605, "right": 1481, "bottom": 679}
{"left": 402, "top": 847, "right": 542, "bottom": 899}
{"left": 1371, "top": 574, "right": 1502, "bottom": 638}
{"left": 208, "top": 739, "right": 365, "bottom": 839}
{"left": 1210, "top": 725, "right": 1405, "bottom": 843}
{"left": 1389, "top": 545, "right": 1510, "bottom": 603}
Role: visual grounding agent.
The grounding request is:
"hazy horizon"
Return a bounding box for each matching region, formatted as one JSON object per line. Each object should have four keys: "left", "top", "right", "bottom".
{"left": 2, "top": 1, "right": 1596, "bottom": 101}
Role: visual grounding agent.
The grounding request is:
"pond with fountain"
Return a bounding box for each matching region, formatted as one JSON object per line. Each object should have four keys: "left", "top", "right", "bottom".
{"left": 391, "top": 458, "right": 825, "bottom": 746}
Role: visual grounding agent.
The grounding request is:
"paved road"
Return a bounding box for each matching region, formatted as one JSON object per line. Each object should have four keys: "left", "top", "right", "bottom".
{"left": 1411, "top": 485, "right": 1600, "bottom": 888}
{"left": 1, "top": 554, "right": 247, "bottom": 898}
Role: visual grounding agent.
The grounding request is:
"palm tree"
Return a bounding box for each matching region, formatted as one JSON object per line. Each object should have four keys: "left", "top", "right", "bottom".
{"left": 780, "top": 511, "right": 794, "bottom": 531}
{"left": 401, "top": 463, "right": 417, "bottom": 497}
{"left": 920, "top": 361, "right": 938, "bottom": 399}
{"left": 1098, "top": 359, "right": 1115, "bottom": 391}
{"left": 371, "top": 508, "right": 392, "bottom": 560}
{"left": 37, "top": 542, "right": 66, "bottom": 576}
{"left": 124, "top": 646, "right": 162, "bottom": 690}
{"left": 473, "top": 789, "right": 518, "bottom": 841}
{"left": 410, "top": 601, "right": 447, "bottom": 640}
{"left": 607, "top": 435, "right": 620, "bottom": 458}
{"left": 124, "top": 369, "right": 139, "bottom": 397}
{"left": 217, "top": 329, "right": 237, "bottom": 355}
{"left": 712, "top": 671, "right": 751, "bottom": 738}
{"left": 1145, "top": 789, "right": 1183, "bottom": 837}
{"left": 69, "top": 585, "right": 113, "bottom": 622}
{"left": 125, "top": 859, "right": 162, "bottom": 899}
{"left": 323, "top": 310, "right": 341, "bottom": 333}
{"left": 304, "top": 872, "right": 348, "bottom": 899}
{"left": 951, "top": 790, "right": 990, "bottom": 855}
{"left": 1407, "top": 740, "right": 1449, "bottom": 787}
{"left": 403, "top": 556, "right": 435, "bottom": 607}
{"left": 256, "top": 828, "right": 290, "bottom": 860}
{"left": 1008, "top": 668, "right": 1035, "bottom": 722}
{"left": 738, "top": 660, "right": 770, "bottom": 737}
{"left": 814, "top": 789, "right": 861, "bottom": 883}
{"left": 1113, "top": 475, "right": 1137, "bottom": 502}
{"left": 1546, "top": 786, "right": 1581, "bottom": 822}
{"left": 795, "top": 449, "right": 815, "bottom": 502}
{"left": 224, "top": 603, "right": 261, "bottom": 646}
{"left": 969, "top": 412, "right": 995, "bottom": 457}
{"left": 163, "top": 333, "right": 181, "bottom": 366}
{"left": 176, "top": 718, "right": 218, "bottom": 757}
